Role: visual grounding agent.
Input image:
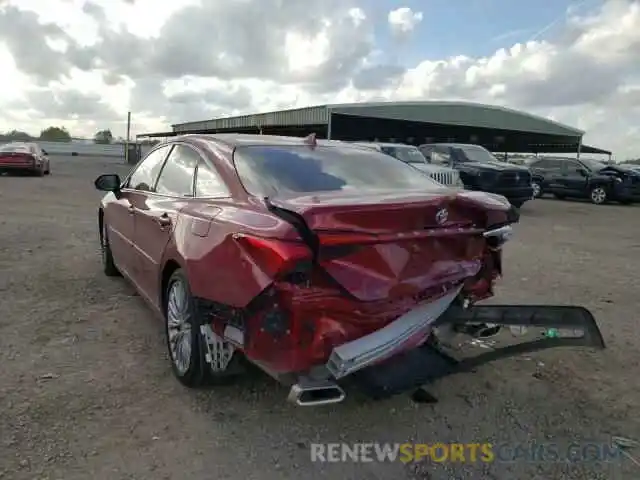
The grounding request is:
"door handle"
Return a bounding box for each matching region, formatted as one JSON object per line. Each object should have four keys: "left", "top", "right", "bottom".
{"left": 155, "top": 213, "right": 172, "bottom": 227}
{"left": 127, "top": 205, "right": 135, "bottom": 214}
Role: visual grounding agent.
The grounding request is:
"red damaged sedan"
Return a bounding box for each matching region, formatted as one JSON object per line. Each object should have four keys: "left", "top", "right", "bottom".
{"left": 0, "top": 142, "right": 50, "bottom": 176}
{"left": 95, "top": 134, "right": 604, "bottom": 406}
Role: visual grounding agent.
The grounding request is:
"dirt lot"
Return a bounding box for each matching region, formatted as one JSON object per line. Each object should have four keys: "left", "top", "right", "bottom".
{"left": 1, "top": 156, "right": 639, "bottom": 480}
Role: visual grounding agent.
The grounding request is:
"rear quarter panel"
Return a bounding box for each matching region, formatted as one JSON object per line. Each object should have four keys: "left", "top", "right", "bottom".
{"left": 163, "top": 198, "right": 297, "bottom": 308}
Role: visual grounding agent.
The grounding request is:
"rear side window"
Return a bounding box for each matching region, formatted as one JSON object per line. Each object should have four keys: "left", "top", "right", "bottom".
{"left": 127, "top": 145, "right": 171, "bottom": 191}
{"left": 195, "top": 159, "right": 229, "bottom": 197}
{"left": 233, "top": 144, "right": 442, "bottom": 197}
{"left": 155, "top": 145, "right": 198, "bottom": 197}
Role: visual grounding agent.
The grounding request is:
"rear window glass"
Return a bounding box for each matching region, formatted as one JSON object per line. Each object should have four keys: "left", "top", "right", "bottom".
{"left": 233, "top": 145, "right": 443, "bottom": 197}
{"left": 0, "top": 143, "right": 31, "bottom": 153}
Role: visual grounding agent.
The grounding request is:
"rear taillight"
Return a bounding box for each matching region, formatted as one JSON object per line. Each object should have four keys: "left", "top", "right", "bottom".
{"left": 233, "top": 234, "right": 312, "bottom": 278}
{"left": 0, "top": 153, "right": 34, "bottom": 164}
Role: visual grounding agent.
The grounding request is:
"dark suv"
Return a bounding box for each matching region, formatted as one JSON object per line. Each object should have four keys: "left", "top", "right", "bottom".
{"left": 529, "top": 157, "right": 640, "bottom": 205}
{"left": 419, "top": 143, "right": 534, "bottom": 208}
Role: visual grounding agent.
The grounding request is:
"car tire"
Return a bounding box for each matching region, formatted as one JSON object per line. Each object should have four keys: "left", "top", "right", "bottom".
{"left": 531, "top": 181, "right": 543, "bottom": 198}
{"left": 34, "top": 166, "right": 45, "bottom": 177}
{"left": 589, "top": 186, "right": 607, "bottom": 205}
{"left": 510, "top": 200, "right": 524, "bottom": 208}
{"left": 164, "top": 269, "right": 238, "bottom": 388}
{"left": 101, "top": 222, "right": 121, "bottom": 277}
{"left": 553, "top": 194, "right": 566, "bottom": 200}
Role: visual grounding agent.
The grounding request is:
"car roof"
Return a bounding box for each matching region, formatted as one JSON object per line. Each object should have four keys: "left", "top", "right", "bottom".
{"left": 352, "top": 141, "right": 417, "bottom": 148}
{"left": 179, "top": 133, "right": 358, "bottom": 149}
{"left": 420, "top": 143, "right": 483, "bottom": 148}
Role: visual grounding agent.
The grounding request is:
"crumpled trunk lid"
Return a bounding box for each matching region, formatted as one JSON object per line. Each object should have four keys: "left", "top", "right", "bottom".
{"left": 267, "top": 190, "right": 515, "bottom": 301}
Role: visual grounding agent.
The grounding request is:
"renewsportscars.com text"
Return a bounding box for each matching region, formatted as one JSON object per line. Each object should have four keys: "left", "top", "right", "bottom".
{"left": 310, "top": 442, "right": 626, "bottom": 464}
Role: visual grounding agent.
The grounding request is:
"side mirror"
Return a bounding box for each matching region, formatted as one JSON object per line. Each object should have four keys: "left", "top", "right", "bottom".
{"left": 578, "top": 168, "right": 589, "bottom": 177}
{"left": 95, "top": 174, "right": 122, "bottom": 192}
{"left": 42, "top": 149, "right": 48, "bottom": 155}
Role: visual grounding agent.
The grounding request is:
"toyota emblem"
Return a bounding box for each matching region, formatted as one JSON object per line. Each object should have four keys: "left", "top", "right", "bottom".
{"left": 435, "top": 208, "right": 448, "bottom": 225}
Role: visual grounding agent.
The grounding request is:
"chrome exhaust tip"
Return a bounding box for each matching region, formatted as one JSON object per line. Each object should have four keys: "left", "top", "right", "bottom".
{"left": 454, "top": 322, "right": 502, "bottom": 339}
{"left": 475, "top": 323, "right": 501, "bottom": 339}
{"left": 287, "top": 380, "right": 346, "bottom": 406}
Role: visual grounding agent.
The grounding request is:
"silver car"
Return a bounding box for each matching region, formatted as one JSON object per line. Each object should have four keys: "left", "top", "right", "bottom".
{"left": 350, "top": 142, "right": 462, "bottom": 188}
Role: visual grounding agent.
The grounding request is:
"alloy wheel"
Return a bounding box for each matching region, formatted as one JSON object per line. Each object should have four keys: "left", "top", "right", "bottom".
{"left": 590, "top": 187, "right": 607, "bottom": 204}
{"left": 167, "top": 279, "right": 192, "bottom": 375}
{"left": 532, "top": 182, "right": 541, "bottom": 198}
{"left": 101, "top": 223, "right": 109, "bottom": 264}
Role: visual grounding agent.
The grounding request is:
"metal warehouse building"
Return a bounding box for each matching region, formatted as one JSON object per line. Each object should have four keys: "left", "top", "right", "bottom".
{"left": 140, "top": 101, "right": 611, "bottom": 156}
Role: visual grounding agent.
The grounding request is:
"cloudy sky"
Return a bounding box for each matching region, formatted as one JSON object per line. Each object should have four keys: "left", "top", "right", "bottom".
{"left": 0, "top": 0, "right": 639, "bottom": 158}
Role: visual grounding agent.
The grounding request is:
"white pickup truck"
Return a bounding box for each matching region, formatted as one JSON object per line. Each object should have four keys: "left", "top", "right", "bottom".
{"left": 350, "top": 142, "right": 463, "bottom": 188}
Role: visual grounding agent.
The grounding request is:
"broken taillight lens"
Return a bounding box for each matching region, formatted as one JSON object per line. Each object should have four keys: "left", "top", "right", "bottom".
{"left": 233, "top": 234, "right": 312, "bottom": 278}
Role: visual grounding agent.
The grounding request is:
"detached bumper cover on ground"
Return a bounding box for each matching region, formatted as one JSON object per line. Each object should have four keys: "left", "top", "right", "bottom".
{"left": 344, "top": 303, "right": 605, "bottom": 399}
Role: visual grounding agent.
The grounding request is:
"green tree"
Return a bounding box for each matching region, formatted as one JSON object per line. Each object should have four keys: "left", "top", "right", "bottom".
{"left": 94, "top": 129, "right": 114, "bottom": 144}
{"left": 39, "top": 126, "right": 71, "bottom": 142}
{"left": 0, "top": 130, "right": 34, "bottom": 142}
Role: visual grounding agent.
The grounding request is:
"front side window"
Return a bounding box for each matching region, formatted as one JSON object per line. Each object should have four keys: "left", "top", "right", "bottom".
{"left": 431, "top": 148, "right": 452, "bottom": 166}
{"left": 545, "top": 160, "right": 563, "bottom": 171}
{"left": 579, "top": 159, "right": 606, "bottom": 172}
{"left": 233, "top": 144, "right": 443, "bottom": 197}
{"left": 563, "top": 160, "right": 583, "bottom": 174}
{"left": 155, "top": 145, "right": 199, "bottom": 197}
{"left": 384, "top": 146, "right": 427, "bottom": 165}
{"left": 127, "top": 145, "right": 171, "bottom": 191}
{"left": 453, "top": 145, "right": 500, "bottom": 164}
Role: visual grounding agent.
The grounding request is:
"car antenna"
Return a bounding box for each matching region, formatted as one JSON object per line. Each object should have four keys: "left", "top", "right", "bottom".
{"left": 303, "top": 133, "right": 317, "bottom": 149}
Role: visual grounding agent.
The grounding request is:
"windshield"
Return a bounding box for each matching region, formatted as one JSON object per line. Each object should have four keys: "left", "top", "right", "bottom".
{"left": 233, "top": 144, "right": 443, "bottom": 197}
{"left": 580, "top": 159, "right": 607, "bottom": 171}
{"left": 383, "top": 146, "right": 427, "bottom": 164}
{"left": 453, "top": 145, "right": 500, "bottom": 164}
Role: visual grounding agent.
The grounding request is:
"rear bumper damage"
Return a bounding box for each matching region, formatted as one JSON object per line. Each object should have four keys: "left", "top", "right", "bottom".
{"left": 326, "top": 286, "right": 463, "bottom": 380}
{"left": 288, "top": 300, "right": 605, "bottom": 406}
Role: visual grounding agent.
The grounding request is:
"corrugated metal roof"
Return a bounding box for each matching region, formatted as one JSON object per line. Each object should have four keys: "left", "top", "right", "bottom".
{"left": 172, "top": 105, "right": 329, "bottom": 133}
{"left": 171, "top": 101, "right": 584, "bottom": 138}
{"left": 329, "top": 101, "right": 584, "bottom": 137}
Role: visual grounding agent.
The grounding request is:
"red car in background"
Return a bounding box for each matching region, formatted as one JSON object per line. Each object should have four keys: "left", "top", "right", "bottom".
{"left": 0, "top": 142, "right": 50, "bottom": 176}
{"left": 94, "top": 134, "right": 604, "bottom": 406}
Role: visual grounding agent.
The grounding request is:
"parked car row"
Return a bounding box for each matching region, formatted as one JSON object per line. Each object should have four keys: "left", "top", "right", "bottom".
{"left": 349, "top": 141, "right": 534, "bottom": 208}
{"left": 353, "top": 140, "right": 639, "bottom": 207}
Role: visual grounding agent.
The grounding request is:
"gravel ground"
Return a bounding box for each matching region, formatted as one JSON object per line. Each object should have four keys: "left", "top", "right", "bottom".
{"left": 1, "top": 156, "right": 639, "bottom": 480}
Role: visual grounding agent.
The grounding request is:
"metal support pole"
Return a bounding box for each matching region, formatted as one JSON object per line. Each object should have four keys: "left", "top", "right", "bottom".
{"left": 327, "top": 110, "right": 333, "bottom": 140}
{"left": 125, "top": 111, "right": 131, "bottom": 164}
{"left": 576, "top": 137, "right": 582, "bottom": 161}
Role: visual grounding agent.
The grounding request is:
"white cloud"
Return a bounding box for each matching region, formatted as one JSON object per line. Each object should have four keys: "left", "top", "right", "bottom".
{"left": 387, "top": 7, "right": 424, "bottom": 35}
{"left": 0, "top": 0, "right": 639, "bottom": 158}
